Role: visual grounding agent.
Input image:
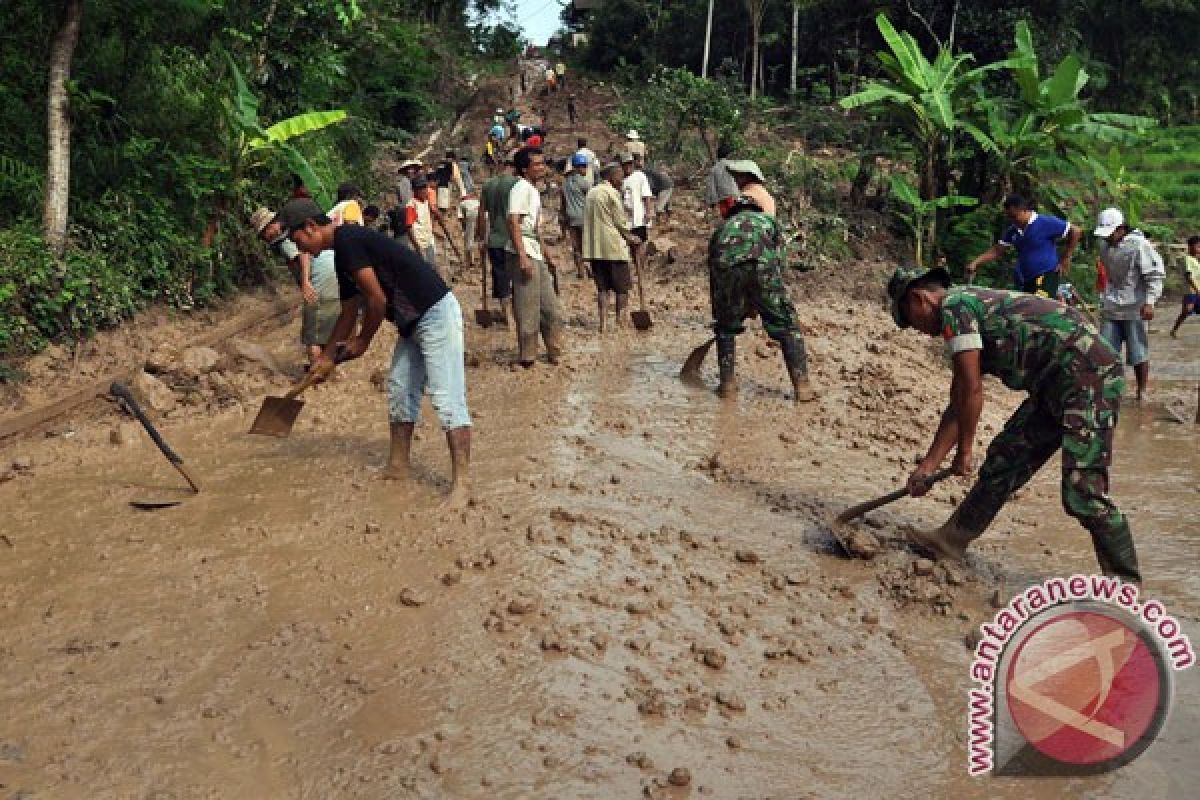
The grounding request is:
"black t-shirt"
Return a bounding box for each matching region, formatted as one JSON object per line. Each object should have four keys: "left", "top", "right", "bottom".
{"left": 333, "top": 225, "right": 449, "bottom": 335}
{"left": 434, "top": 160, "right": 455, "bottom": 188}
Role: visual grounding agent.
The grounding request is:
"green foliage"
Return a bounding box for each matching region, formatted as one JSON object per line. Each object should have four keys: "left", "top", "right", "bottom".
{"left": 0, "top": 0, "right": 514, "bottom": 357}
{"left": 607, "top": 67, "right": 746, "bottom": 164}
{"left": 889, "top": 174, "right": 977, "bottom": 266}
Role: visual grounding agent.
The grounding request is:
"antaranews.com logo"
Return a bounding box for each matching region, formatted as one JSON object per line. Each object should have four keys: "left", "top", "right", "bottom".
{"left": 967, "top": 575, "right": 1195, "bottom": 776}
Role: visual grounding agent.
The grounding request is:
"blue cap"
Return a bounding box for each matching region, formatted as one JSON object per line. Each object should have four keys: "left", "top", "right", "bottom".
{"left": 571, "top": 153, "right": 589, "bottom": 168}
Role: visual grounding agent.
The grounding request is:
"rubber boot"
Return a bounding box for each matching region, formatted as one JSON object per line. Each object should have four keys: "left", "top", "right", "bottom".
{"left": 716, "top": 334, "right": 737, "bottom": 397}
{"left": 907, "top": 505, "right": 984, "bottom": 562}
{"left": 779, "top": 332, "right": 818, "bottom": 404}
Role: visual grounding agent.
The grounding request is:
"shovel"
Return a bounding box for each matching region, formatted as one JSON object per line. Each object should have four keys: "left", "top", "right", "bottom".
{"left": 110, "top": 381, "right": 200, "bottom": 509}
{"left": 474, "top": 251, "right": 507, "bottom": 327}
{"left": 827, "top": 468, "right": 954, "bottom": 556}
{"left": 631, "top": 255, "right": 653, "bottom": 330}
{"left": 680, "top": 337, "right": 715, "bottom": 385}
{"left": 248, "top": 363, "right": 332, "bottom": 437}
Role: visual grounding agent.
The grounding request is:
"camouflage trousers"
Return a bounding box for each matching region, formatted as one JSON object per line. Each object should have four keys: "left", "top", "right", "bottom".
{"left": 709, "top": 256, "right": 800, "bottom": 340}
{"left": 956, "top": 366, "right": 1140, "bottom": 582}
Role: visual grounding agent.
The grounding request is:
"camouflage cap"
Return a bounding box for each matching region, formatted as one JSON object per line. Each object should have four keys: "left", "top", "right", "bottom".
{"left": 887, "top": 266, "right": 951, "bottom": 328}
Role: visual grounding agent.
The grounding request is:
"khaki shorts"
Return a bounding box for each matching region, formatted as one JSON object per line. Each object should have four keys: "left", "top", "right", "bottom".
{"left": 302, "top": 298, "right": 342, "bottom": 346}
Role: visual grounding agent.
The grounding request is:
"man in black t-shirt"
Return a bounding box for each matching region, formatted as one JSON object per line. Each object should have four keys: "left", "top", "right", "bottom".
{"left": 278, "top": 198, "right": 472, "bottom": 507}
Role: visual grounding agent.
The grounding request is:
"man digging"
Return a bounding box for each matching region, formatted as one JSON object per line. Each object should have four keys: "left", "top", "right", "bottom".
{"left": 889, "top": 266, "right": 1141, "bottom": 582}
{"left": 280, "top": 198, "right": 473, "bottom": 508}
{"left": 707, "top": 164, "right": 817, "bottom": 404}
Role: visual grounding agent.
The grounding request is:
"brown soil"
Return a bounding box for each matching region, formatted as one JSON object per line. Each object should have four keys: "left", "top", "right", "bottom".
{"left": 2, "top": 71, "right": 1198, "bottom": 799}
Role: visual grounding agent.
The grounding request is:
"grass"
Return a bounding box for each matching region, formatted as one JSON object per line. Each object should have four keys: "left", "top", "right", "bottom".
{"left": 1125, "top": 125, "right": 1200, "bottom": 237}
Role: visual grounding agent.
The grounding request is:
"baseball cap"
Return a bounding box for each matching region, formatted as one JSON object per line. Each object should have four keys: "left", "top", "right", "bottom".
{"left": 249, "top": 207, "right": 276, "bottom": 235}
{"left": 1093, "top": 207, "right": 1125, "bottom": 237}
{"left": 887, "top": 266, "right": 951, "bottom": 329}
{"left": 275, "top": 198, "right": 324, "bottom": 233}
{"left": 626, "top": 129, "right": 640, "bottom": 140}
{"left": 724, "top": 159, "right": 765, "bottom": 184}
{"left": 570, "top": 153, "right": 589, "bottom": 168}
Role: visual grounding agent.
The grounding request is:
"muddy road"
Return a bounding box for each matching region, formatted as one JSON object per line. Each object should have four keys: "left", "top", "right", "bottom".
{"left": 3, "top": 82, "right": 1199, "bottom": 800}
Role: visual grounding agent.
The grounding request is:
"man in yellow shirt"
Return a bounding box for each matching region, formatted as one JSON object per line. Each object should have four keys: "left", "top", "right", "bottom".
{"left": 583, "top": 163, "right": 643, "bottom": 331}
{"left": 1170, "top": 235, "right": 1200, "bottom": 338}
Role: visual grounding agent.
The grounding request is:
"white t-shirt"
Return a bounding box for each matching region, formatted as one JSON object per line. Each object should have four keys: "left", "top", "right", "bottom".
{"left": 622, "top": 170, "right": 653, "bottom": 228}
{"left": 505, "top": 178, "right": 543, "bottom": 261}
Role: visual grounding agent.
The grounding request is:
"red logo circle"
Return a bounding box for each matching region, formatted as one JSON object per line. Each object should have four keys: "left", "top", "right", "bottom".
{"left": 1006, "top": 610, "right": 1165, "bottom": 766}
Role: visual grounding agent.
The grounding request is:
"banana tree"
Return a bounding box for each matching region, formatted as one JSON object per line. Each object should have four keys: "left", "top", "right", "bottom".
{"left": 890, "top": 174, "right": 977, "bottom": 267}
{"left": 224, "top": 54, "right": 347, "bottom": 209}
{"left": 972, "top": 21, "right": 1155, "bottom": 198}
{"left": 839, "top": 15, "right": 1007, "bottom": 201}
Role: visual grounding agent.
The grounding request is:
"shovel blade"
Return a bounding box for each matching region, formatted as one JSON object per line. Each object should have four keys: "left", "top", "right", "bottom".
{"left": 474, "top": 308, "right": 493, "bottom": 327}
{"left": 631, "top": 310, "right": 653, "bottom": 330}
{"left": 249, "top": 396, "right": 305, "bottom": 437}
{"left": 680, "top": 337, "right": 715, "bottom": 384}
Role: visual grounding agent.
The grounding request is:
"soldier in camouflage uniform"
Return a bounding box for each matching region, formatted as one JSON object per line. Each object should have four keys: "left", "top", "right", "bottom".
{"left": 707, "top": 175, "right": 817, "bottom": 403}
{"left": 887, "top": 266, "right": 1140, "bottom": 582}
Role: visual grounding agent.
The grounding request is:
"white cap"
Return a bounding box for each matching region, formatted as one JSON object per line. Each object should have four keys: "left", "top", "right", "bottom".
{"left": 1093, "top": 207, "right": 1124, "bottom": 237}
{"left": 626, "top": 129, "right": 640, "bottom": 140}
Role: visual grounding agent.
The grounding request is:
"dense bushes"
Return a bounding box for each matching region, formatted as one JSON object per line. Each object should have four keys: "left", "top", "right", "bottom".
{"left": 0, "top": 0, "right": 509, "bottom": 362}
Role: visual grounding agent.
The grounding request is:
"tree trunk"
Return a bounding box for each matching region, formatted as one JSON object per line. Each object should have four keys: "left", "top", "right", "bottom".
{"left": 749, "top": 23, "right": 760, "bottom": 99}
{"left": 44, "top": 0, "right": 83, "bottom": 259}
{"left": 789, "top": 2, "right": 799, "bottom": 95}
{"left": 849, "top": 149, "right": 876, "bottom": 209}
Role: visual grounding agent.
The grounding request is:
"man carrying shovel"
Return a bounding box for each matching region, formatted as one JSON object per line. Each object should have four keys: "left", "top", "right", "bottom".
{"left": 706, "top": 162, "right": 817, "bottom": 403}
{"left": 279, "top": 198, "right": 473, "bottom": 508}
{"left": 888, "top": 266, "right": 1141, "bottom": 582}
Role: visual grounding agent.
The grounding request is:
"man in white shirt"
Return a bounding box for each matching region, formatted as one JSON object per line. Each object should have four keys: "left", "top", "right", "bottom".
{"left": 506, "top": 147, "right": 565, "bottom": 367}
{"left": 621, "top": 152, "right": 655, "bottom": 275}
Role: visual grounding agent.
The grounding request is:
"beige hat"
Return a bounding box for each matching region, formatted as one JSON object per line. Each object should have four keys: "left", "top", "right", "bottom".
{"left": 399, "top": 159, "right": 423, "bottom": 170}
{"left": 250, "top": 206, "right": 276, "bottom": 235}
{"left": 619, "top": 152, "right": 635, "bottom": 164}
{"left": 625, "top": 129, "right": 641, "bottom": 140}
{"left": 724, "top": 159, "right": 765, "bottom": 184}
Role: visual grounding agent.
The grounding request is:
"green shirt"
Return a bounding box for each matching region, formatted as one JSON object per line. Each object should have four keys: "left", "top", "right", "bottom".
{"left": 710, "top": 209, "right": 785, "bottom": 274}
{"left": 940, "top": 286, "right": 1119, "bottom": 403}
{"left": 481, "top": 174, "right": 518, "bottom": 249}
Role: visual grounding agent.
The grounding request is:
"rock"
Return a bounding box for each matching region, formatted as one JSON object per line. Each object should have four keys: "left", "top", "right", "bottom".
{"left": 734, "top": 549, "right": 759, "bottom": 564}
{"left": 132, "top": 370, "right": 177, "bottom": 413}
{"left": 364, "top": 522, "right": 382, "bottom": 535}
{"left": 725, "top": 736, "right": 742, "bottom": 750}
{"left": 397, "top": 588, "right": 425, "bottom": 607}
{"left": 10, "top": 455, "right": 33, "bottom": 472}
{"left": 625, "top": 600, "right": 651, "bottom": 615}
{"left": 507, "top": 596, "right": 537, "bottom": 615}
{"left": 230, "top": 339, "right": 282, "bottom": 373}
{"left": 843, "top": 529, "right": 880, "bottom": 560}
{"left": 668, "top": 767, "right": 692, "bottom": 787}
{"left": 715, "top": 691, "right": 746, "bottom": 712}
{"left": 913, "top": 558, "right": 936, "bottom": 577}
{"left": 179, "top": 346, "right": 220, "bottom": 375}
{"left": 861, "top": 610, "right": 880, "bottom": 625}
{"left": 701, "top": 649, "right": 727, "bottom": 670}
{"left": 626, "top": 752, "right": 654, "bottom": 769}
{"left": 145, "top": 346, "right": 178, "bottom": 374}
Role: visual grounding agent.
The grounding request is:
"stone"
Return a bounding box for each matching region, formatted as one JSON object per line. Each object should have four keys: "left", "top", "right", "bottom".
{"left": 132, "top": 370, "right": 177, "bottom": 413}
{"left": 668, "top": 767, "right": 691, "bottom": 787}
{"left": 507, "top": 596, "right": 537, "bottom": 615}
{"left": 913, "top": 558, "right": 936, "bottom": 577}
{"left": 715, "top": 691, "right": 746, "bottom": 712}
{"left": 230, "top": 339, "right": 282, "bottom": 373}
{"left": 10, "top": 455, "right": 33, "bottom": 472}
{"left": 734, "top": 549, "right": 759, "bottom": 564}
{"left": 179, "top": 346, "right": 220, "bottom": 375}
{"left": 397, "top": 588, "right": 425, "bottom": 607}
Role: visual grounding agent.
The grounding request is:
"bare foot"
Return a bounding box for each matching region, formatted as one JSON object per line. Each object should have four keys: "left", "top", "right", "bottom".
{"left": 442, "top": 482, "right": 470, "bottom": 509}
{"left": 379, "top": 463, "right": 412, "bottom": 481}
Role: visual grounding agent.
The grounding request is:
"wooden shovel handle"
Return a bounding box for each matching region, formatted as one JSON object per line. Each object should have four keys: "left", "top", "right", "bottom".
{"left": 834, "top": 468, "right": 955, "bottom": 524}
{"left": 632, "top": 250, "right": 648, "bottom": 311}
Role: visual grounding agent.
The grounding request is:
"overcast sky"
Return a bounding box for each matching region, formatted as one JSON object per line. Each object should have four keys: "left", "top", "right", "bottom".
{"left": 512, "top": 0, "right": 564, "bottom": 45}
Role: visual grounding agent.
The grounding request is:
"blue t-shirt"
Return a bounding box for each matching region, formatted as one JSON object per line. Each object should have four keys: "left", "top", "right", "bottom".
{"left": 999, "top": 212, "right": 1070, "bottom": 285}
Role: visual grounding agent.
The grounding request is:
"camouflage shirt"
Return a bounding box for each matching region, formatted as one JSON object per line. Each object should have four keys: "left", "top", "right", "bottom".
{"left": 710, "top": 209, "right": 785, "bottom": 274}
{"left": 940, "top": 287, "right": 1120, "bottom": 400}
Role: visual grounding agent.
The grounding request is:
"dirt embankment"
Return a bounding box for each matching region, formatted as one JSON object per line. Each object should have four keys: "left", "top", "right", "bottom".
{"left": 2, "top": 73, "right": 1196, "bottom": 799}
